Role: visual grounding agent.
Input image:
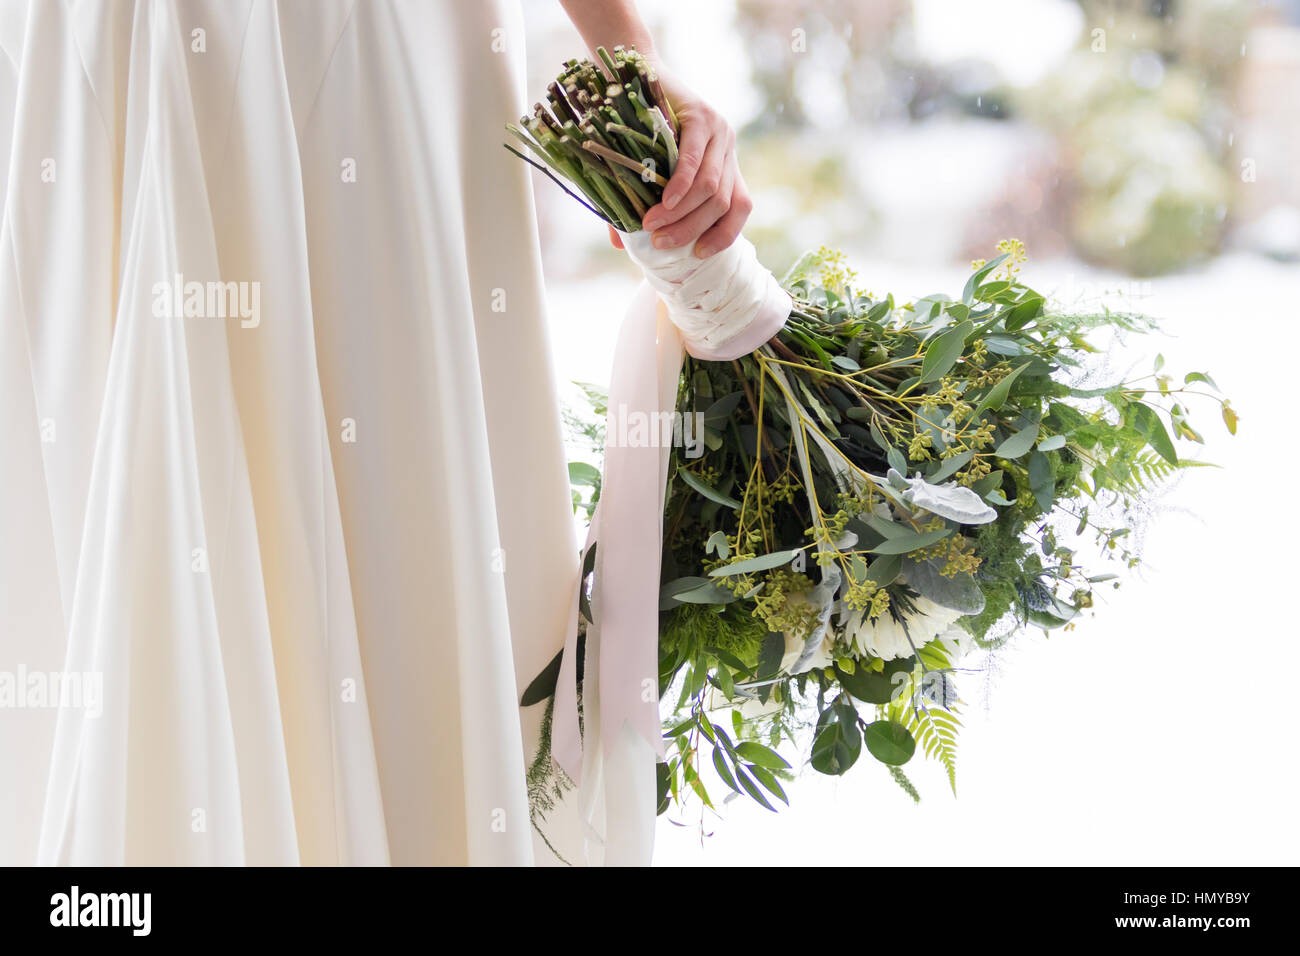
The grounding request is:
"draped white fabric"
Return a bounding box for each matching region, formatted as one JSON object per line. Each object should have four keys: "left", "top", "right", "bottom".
{"left": 0, "top": 0, "right": 590, "bottom": 866}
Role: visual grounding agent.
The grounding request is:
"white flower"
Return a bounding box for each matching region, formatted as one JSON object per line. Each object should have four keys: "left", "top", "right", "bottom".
{"left": 780, "top": 628, "right": 835, "bottom": 674}
{"left": 770, "top": 584, "right": 838, "bottom": 675}
{"left": 935, "top": 626, "right": 978, "bottom": 664}
{"left": 842, "top": 596, "right": 964, "bottom": 661}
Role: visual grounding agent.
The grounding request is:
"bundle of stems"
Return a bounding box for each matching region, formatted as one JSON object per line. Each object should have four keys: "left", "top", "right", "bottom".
{"left": 506, "top": 45, "right": 679, "bottom": 232}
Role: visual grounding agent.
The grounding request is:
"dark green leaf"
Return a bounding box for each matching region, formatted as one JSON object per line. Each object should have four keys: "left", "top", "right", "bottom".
{"left": 863, "top": 720, "right": 916, "bottom": 766}
{"left": 702, "top": 391, "right": 744, "bottom": 424}
{"left": 519, "top": 650, "right": 562, "bottom": 706}
{"left": 834, "top": 661, "right": 907, "bottom": 705}
{"left": 810, "top": 706, "right": 862, "bottom": 775}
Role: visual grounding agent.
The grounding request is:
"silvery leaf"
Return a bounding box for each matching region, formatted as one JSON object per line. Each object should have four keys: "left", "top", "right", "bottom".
{"left": 904, "top": 473, "right": 997, "bottom": 524}
{"left": 903, "top": 558, "right": 985, "bottom": 615}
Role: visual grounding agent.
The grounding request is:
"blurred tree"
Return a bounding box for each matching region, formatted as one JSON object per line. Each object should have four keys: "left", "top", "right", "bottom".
{"left": 735, "top": 0, "right": 914, "bottom": 130}
{"left": 1022, "top": 0, "right": 1249, "bottom": 274}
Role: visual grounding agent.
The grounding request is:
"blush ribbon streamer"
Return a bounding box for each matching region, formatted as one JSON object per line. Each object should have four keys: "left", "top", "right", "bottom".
{"left": 551, "top": 232, "right": 791, "bottom": 863}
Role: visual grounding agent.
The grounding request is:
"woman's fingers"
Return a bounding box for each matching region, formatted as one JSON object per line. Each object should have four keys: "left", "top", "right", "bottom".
{"left": 650, "top": 130, "right": 733, "bottom": 231}
{"left": 659, "top": 114, "right": 711, "bottom": 211}
{"left": 694, "top": 179, "right": 753, "bottom": 259}
{"left": 649, "top": 165, "right": 734, "bottom": 253}
{"left": 607, "top": 224, "right": 624, "bottom": 249}
{"left": 644, "top": 124, "right": 733, "bottom": 231}
{"left": 631, "top": 89, "right": 752, "bottom": 256}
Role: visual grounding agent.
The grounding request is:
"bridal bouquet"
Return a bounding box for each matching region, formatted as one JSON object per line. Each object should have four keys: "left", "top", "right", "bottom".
{"left": 509, "top": 48, "right": 1235, "bottom": 827}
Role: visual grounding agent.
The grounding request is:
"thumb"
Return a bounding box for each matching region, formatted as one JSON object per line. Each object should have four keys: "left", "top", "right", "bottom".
{"left": 608, "top": 225, "right": 625, "bottom": 250}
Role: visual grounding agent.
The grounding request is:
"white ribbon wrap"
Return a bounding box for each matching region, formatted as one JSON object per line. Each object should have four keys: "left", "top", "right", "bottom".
{"left": 550, "top": 233, "right": 790, "bottom": 865}
{"left": 621, "top": 230, "right": 792, "bottom": 361}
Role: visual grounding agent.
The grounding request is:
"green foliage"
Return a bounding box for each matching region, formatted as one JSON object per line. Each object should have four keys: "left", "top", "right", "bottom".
{"left": 519, "top": 53, "right": 1237, "bottom": 823}
{"left": 648, "top": 242, "right": 1230, "bottom": 817}
{"left": 886, "top": 694, "right": 961, "bottom": 796}
{"left": 662, "top": 603, "right": 769, "bottom": 669}
{"left": 525, "top": 696, "right": 576, "bottom": 865}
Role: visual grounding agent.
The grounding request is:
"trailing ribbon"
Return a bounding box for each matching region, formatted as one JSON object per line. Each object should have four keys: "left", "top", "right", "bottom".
{"left": 550, "top": 234, "right": 790, "bottom": 862}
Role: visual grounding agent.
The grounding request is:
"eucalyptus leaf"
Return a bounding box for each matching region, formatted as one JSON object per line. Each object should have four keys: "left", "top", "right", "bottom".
{"left": 867, "top": 525, "right": 953, "bottom": 555}
{"left": 661, "top": 577, "right": 736, "bottom": 608}
{"left": 865, "top": 551, "right": 903, "bottom": 587}
{"left": 705, "top": 530, "right": 730, "bottom": 558}
{"left": 903, "top": 558, "right": 985, "bottom": 614}
{"left": 972, "top": 361, "right": 1031, "bottom": 417}
{"left": 702, "top": 391, "right": 744, "bottom": 424}
{"left": 920, "top": 319, "right": 973, "bottom": 384}
{"left": 709, "top": 549, "right": 805, "bottom": 577}
{"left": 677, "top": 468, "right": 741, "bottom": 509}
{"left": 961, "top": 253, "right": 1009, "bottom": 305}
{"left": 927, "top": 448, "right": 974, "bottom": 483}
{"left": 995, "top": 423, "right": 1040, "bottom": 459}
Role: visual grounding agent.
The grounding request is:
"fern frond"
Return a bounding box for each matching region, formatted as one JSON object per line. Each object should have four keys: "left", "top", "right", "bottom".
{"left": 886, "top": 695, "right": 962, "bottom": 796}
{"left": 1128, "top": 451, "right": 1181, "bottom": 491}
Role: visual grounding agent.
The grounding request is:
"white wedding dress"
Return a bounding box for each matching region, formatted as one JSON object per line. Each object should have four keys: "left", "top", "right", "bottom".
{"left": 0, "top": 0, "right": 586, "bottom": 865}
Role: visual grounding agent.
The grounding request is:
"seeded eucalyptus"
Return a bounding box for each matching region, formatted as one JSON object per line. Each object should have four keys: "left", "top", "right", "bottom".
{"left": 509, "top": 51, "right": 1234, "bottom": 833}
{"left": 527, "top": 241, "right": 1232, "bottom": 830}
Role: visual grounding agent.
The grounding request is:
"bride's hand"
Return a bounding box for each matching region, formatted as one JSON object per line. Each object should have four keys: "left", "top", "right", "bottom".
{"left": 609, "top": 66, "right": 752, "bottom": 260}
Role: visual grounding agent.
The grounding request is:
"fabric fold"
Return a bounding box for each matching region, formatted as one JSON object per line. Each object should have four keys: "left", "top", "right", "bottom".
{"left": 4, "top": 0, "right": 567, "bottom": 867}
